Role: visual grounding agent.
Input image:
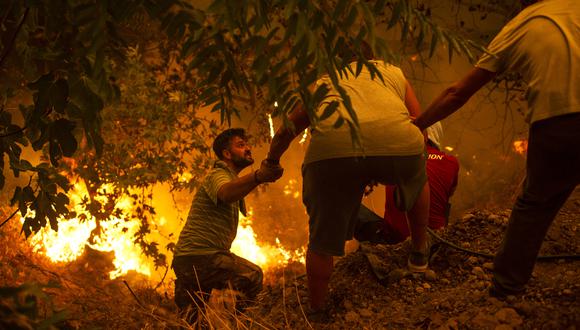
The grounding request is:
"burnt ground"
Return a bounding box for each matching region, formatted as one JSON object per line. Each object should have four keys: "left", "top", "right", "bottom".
{"left": 1, "top": 188, "right": 579, "bottom": 329}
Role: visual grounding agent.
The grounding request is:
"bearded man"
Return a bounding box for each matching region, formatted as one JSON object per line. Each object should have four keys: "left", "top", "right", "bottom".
{"left": 172, "top": 128, "right": 283, "bottom": 321}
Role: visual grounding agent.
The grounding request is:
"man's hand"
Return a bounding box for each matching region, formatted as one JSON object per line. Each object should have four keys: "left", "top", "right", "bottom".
{"left": 256, "top": 159, "right": 284, "bottom": 183}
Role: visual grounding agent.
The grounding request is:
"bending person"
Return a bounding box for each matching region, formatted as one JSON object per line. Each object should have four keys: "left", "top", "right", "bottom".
{"left": 266, "top": 52, "right": 430, "bottom": 312}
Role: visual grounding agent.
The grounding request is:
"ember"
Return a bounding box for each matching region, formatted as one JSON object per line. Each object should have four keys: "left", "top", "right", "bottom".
{"left": 513, "top": 139, "right": 528, "bottom": 155}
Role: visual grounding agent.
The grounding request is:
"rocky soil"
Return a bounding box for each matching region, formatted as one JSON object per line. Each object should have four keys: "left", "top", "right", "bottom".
{"left": 252, "top": 189, "right": 580, "bottom": 329}
{"left": 0, "top": 188, "right": 578, "bottom": 329}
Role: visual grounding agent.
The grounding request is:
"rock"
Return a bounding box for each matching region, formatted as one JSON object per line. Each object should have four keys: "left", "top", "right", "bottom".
{"left": 345, "top": 311, "right": 359, "bottom": 322}
{"left": 359, "top": 308, "right": 372, "bottom": 318}
{"left": 467, "top": 256, "right": 478, "bottom": 264}
{"left": 474, "top": 281, "right": 487, "bottom": 290}
{"left": 423, "top": 283, "right": 432, "bottom": 289}
{"left": 343, "top": 300, "right": 354, "bottom": 311}
{"left": 471, "top": 311, "right": 500, "bottom": 328}
{"left": 513, "top": 302, "right": 534, "bottom": 316}
{"left": 441, "top": 278, "right": 451, "bottom": 285}
{"left": 472, "top": 266, "right": 485, "bottom": 277}
{"left": 425, "top": 269, "right": 437, "bottom": 281}
{"left": 565, "top": 270, "right": 575, "bottom": 277}
{"left": 487, "top": 297, "right": 506, "bottom": 308}
{"left": 462, "top": 214, "right": 475, "bottom": 221}
{"left": 440, "top": 300, "right": 452, "bottom": 310}
{"left": 483, "top": 262, "right": 494, "bottom": 270}
{"left": 440, "top": 318, "right": 459, "bottom": 330}
{"left": 495, "top": 308, "right": 523, "bottom": 326}
{"left": 388, "top": 268, "right": 409, "bottom": 283}
{"left": 416, "top": 287, "right": 425, "bottom": 293}
{"left": 562, "top": 289, "right": 573, "bottom": 296}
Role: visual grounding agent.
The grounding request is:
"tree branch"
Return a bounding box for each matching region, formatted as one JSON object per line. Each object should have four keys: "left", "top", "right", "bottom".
{"left": 0, "top": 125, "right": 26, "bottom": 138}
{"left": 0, "top": 7, "right": 29, "bottom": 69}
{"left": 0, "top": 208, "right": 19, "bottom": 229}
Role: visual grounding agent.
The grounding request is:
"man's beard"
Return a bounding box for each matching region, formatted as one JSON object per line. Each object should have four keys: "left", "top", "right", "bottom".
{"left": 231, "top": 153, "right": 254, "bottom": 168}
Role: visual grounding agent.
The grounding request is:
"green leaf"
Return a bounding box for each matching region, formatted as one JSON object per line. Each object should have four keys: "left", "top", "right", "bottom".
{"left": 333, "top": 116, "right": 344, "bottom": 128}
{"left": 429, "top": 28, "right": 440, "bottom": 58}
{"left": 457, "top": 38, "right": 476, "bottom": 63}
{"left": 373, "top": 0, "right": 387, "bottom": 14}
{"left": 49, "top": 78, "right": 69, "bottom": 114}
{"left": 333, "top": 0, "right": 348, "bottom": 18}
{"left": 10, "top": 187, "right": 22, "bottom": 206}
{"left": 50, "top": 119, "right": 77, "bottom": 158}
{"left": 318, "top": 100, "right": 339, "bottom": 121}
{"left": 388, "top": 0, "right": 404, "bottom": 29}
{"left": 344, "top": 5, "right": 358, "bottom": 28}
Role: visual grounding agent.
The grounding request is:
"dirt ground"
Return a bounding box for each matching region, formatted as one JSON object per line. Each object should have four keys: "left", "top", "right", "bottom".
{"left": 253, "top": 188, "right": 580, "bottom": 329}
{"left": 1, "top": 189, "right": 579, "bottom": 329}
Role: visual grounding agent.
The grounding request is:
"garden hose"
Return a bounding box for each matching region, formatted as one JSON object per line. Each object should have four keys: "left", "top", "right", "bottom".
{"left": 427, "top": 227, "right": 580, "bottom": 261}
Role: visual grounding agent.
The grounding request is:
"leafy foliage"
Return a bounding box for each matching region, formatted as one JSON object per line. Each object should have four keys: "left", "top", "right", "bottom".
{"left": 0, "top": 0, "right": 520, "bottom": 251}
{"left": 0, "top": 282, "right": 68, "bottom": 329}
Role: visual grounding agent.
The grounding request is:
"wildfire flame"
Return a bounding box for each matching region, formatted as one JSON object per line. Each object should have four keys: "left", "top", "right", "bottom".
{"left": 298, "top": 129, "right": 308, "bottom": 144}
{"left": 24, "top": 181, "right": 305, "bottom": 280}
{"left": 267, "top": 114, "right": 275, "bottom": 138}
{"left": 231, "top": 210, "right": 305, "bottom": 268}
{"left": 513, "top": 139, "right": 528, "bottom": 155}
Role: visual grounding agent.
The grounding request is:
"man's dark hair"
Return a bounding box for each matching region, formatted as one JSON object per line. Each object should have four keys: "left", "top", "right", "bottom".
{"left": 212, "top": 128, "right": 247, "bottom": 160}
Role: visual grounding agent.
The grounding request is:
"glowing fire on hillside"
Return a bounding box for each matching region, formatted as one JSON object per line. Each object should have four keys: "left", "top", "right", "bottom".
{"left": 513, "top": 139, "right": 528, "bottom": 155}
{"left": 23, "top": 181, "right": 305, "bottom": 280}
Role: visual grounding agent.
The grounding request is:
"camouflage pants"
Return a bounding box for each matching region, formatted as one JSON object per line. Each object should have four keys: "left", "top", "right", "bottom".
{"left": 172, "top": 251, "right": 263, "bottom": 317}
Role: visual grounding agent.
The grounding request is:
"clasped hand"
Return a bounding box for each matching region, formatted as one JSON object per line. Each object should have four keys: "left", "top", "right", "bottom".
{"left": 257, "top": 159, "right": 284, "bottom": 183}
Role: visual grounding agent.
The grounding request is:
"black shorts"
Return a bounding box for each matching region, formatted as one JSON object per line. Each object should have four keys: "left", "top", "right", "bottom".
{"left": 302, "top": 154, "right": 427, "bottom": 256}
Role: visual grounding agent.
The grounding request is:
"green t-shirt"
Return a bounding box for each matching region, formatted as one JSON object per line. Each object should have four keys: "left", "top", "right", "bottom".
{"left": 174, "top": 161, "right": 247, "bottom": 256}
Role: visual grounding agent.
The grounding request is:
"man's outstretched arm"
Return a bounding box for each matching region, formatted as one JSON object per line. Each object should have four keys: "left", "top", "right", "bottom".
{"left": 267, "top": 105, "right": 311, "bottom": 162}
{"left": 217, "top": 163, "right": 282, "bottom": 204}
{"left": 414, "top": 67, "right": 496, "bottom": 131}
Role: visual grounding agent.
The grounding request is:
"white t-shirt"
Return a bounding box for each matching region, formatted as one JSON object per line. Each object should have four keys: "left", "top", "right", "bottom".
{"left": 476, "top": 0, "right": 580, "bottom": 124}
{"left": 304, "top": 61, "right": 424, "bottom": 165}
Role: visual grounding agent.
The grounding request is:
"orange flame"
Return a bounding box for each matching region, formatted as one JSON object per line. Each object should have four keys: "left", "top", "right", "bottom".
{"left": 231, "top": 210, "right": 305, "bottom": 267}
{"left": 267, "top": 114, "right": 275, "bottom": 138}
{"left": 513, "top": 139, "right": 528, "bottom": 155}
{"left": 24, "top": 181, "right": 304, "bottom": 280}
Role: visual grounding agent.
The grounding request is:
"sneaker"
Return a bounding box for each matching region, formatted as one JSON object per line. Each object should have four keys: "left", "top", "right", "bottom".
{"left": 488, "top": 282, "right": 523, "bottom": 300}
{"left": 407, "top": 236, "right": 433, "bottom": 273}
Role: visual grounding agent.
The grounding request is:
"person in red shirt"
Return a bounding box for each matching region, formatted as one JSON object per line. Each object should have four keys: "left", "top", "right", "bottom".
{"left": 353, "top": 122, "right": 459, "bottom": 244}
{"left": 383, "top": 122, "right": 459, "bottom": 243}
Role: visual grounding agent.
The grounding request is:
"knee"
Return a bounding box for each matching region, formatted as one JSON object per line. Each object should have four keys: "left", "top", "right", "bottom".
{"left": 250, "top": 267, "right": 264, "bottom": 289}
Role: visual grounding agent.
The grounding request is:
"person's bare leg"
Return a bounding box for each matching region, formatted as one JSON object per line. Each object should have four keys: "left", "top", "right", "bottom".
{"left": 407, "top": 182, "right": 430, "bottom": 252}
{"left": 306, "top": 249, "right": 333, "bottom": 310}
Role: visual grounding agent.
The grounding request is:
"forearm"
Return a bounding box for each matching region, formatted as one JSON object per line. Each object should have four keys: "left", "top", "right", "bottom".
{"left": 414, "top": 86, "right": 467, "bottom": 130}
{"left": 217, "top": 171, "right": 260, "bottom": 204}
{"left": 267, "top": 105, "right": 310, "bottom": 161}
{"left": 405, "top": 80, "right": 422, "bottom": 118}
{"left": 415, "top": 67, "right": 496, "bottom": 131}
{"left": 267, "top": 128, "right": 298, "bottom": 161}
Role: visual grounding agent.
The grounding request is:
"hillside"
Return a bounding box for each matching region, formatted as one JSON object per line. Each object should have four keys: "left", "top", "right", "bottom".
{"left": 1, "top": 189, "right": 578, "bottom": 329}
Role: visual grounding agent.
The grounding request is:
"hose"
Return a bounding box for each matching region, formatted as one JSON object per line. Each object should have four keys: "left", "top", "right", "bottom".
{"left": 426, "top": 227, "right": 580, "bottom": 261}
